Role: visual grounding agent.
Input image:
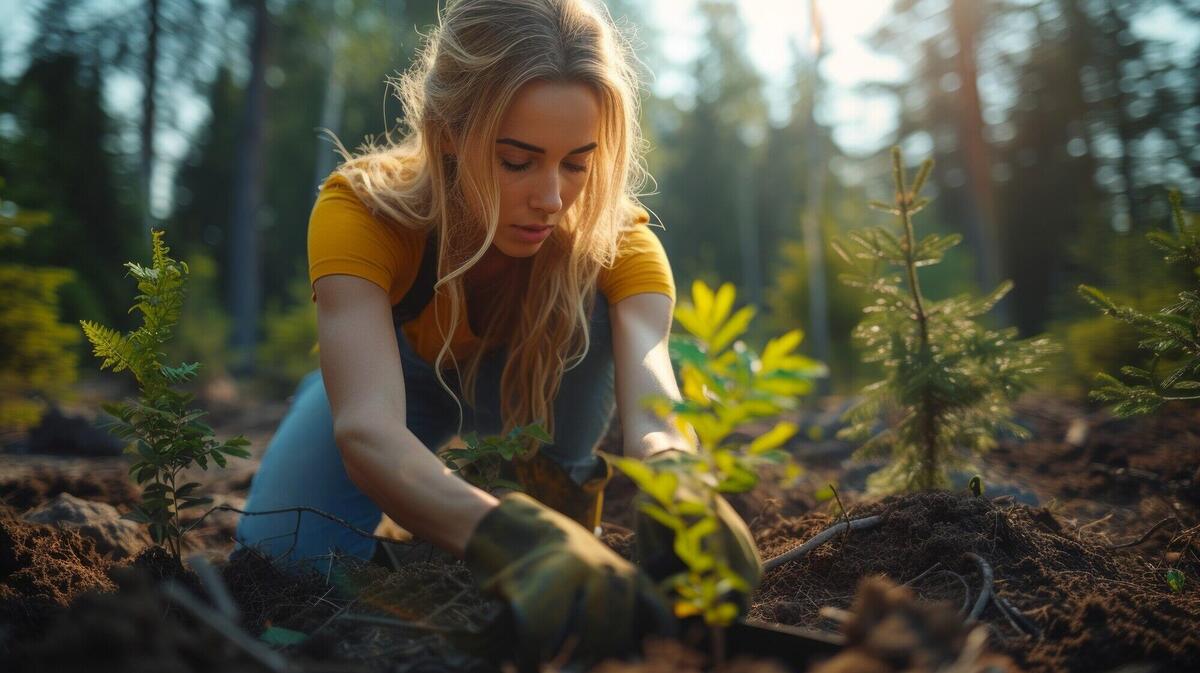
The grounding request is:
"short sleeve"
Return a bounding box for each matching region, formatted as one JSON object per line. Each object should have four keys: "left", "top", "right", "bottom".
{"left": 598, "top": 212, "right": 676, "bottom": 305}
{"left": 307, "top": 175, "right": 423, "bottom": 303}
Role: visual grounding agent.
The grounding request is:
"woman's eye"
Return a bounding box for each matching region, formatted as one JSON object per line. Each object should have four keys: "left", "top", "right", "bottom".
{"left": 500, "top": 159, "right": 532, "bottom": 172}
{"left": 563, "top": 162, "right": 588, "bottom": 174}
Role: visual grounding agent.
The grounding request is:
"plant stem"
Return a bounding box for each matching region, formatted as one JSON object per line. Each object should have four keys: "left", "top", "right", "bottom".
{"left": 892, "top": 148, "right": 939, "bottom": 490}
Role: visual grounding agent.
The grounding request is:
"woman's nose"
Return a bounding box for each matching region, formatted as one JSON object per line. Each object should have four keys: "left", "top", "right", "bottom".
{"left": 530, "top": 170, "right": 563, "bottom": 215}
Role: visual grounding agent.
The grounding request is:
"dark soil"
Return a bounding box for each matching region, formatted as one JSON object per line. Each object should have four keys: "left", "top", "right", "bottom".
{"left": 1, "top": 392, "right": 1197, "bottom": 672}
{"left": 752, "top": 491, "right": 1200, "bottom": 673}
{"left": 0, "top": 504, "right": 115, "bottom": 658}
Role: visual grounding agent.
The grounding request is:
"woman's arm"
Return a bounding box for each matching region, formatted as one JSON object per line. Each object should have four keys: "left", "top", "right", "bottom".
{"left": 610, "top": 292, "right": 698, "bottom": 459}
{"left": 314, "top": 274, "right": 498, "bottom": 557}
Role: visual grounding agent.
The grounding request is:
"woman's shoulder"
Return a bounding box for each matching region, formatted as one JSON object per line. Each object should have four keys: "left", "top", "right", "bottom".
{"left": 308, "top": 172, "right": 428, "bottom": 302}
{"left": 599, "top": 205, "right": 675, "bottom": 304}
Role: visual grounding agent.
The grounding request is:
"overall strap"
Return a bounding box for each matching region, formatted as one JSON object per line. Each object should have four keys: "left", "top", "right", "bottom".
{"left": 391, "top": 233, "right": 439, "bottom": 328}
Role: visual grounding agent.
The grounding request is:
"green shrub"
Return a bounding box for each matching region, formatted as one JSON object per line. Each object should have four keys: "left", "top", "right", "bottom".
{"left": 0, "top": 179, "right": 79, "bottom": 431}
{"left": 833, "top": 148, "right": 1057, "bottom": 494}
{"left": 1079, "top": 190, "right": 1200, "bottom": 416}
{"left": 609, "top": 279, "right": 826, "bottom": 626}
{"left": 81, "top": 230, "right": 250, "bottom": 565}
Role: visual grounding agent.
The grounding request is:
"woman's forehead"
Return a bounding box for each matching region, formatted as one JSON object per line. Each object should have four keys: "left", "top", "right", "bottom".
{"left": 497, "top": 80, "right": 600, "bottom": 152}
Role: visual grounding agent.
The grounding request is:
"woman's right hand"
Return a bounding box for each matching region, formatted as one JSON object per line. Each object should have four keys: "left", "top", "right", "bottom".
{"left": 466, "top": 492, "right": 677, "bottom": 668}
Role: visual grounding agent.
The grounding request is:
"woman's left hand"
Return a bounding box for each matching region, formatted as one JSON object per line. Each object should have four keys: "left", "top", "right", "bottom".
{"left": 630, "top": 449, "right": 763, "bottom": 615}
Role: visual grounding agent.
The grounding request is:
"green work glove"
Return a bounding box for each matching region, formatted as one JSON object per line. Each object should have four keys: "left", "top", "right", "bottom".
{"left": 465, "top": 492, "right": 676, "bottom": 668}
{"left": 633, "top": 449, "right": 763, "bottom": 615}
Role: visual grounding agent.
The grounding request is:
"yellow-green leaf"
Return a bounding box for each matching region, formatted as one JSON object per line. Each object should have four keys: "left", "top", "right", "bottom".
{"left": 709, "top": 306, "right": 756, "bottom": 354}
{"left": 710, "top": 282, "right": 737, "bottom": 329}
{"left": 761, "top": 329, "right": 804, "bottom": 372}
{"left": 748, "top": 421, "right": 798, "bottom": 455}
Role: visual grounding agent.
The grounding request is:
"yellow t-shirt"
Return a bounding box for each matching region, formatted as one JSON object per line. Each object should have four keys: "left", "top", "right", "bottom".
{"left": 307, "top": 175, "right": 675, "bottom": 367}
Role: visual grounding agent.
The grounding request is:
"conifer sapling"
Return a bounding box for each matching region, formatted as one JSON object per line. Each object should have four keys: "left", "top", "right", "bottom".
{"left": 833, "top": 147, "right": 1056, "bottom": 493}
{"left": 1079, "top": 190, "right": 1200, "bottom": 416}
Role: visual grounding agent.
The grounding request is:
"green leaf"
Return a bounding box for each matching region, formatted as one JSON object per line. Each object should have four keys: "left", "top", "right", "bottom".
{"left": 1166, "top": 569, "right": 1186, "bottom": 593}
{"left": 709, "top": 306, "right": 756, "bottom": 355}
{"left": 638, "top": 502, "right": 683, "bottom": 531}
{"left": 747, "top": 421, "right": 798, "bottom": 455}
{"left": 523, "top": 424, "right": 553, "bottom": 444}
{"left": 179, "top": 496, "right": 213, "bottom": 510}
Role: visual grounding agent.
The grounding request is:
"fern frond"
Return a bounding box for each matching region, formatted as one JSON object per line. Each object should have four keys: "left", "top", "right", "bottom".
{"left": 80, "top": 320, "right": 139, "bottom": 378}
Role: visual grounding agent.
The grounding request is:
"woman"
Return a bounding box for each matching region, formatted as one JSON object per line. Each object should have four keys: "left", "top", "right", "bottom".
{"left": 235, "top": 0, "right": 757, "bottom": 664}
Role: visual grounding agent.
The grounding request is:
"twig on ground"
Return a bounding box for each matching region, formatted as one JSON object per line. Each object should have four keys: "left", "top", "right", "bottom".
{"left": 901, "top": 562, "right": 943, "bottom": 588}
{"left": 1107, "top": 516, "right": 1180, "bottom": 550}
{"left": 924, "top": 569, "right": 972, "bottom": 616}
{"left": 1076, "top": 512, "right": 1114, "bottom": 532}
{"left": 161, "top": 580, "right": 291, "bottom": 672}
{"left": 184, "top": 505, "right": 398, "bottom": 545}
{"left": 762, "top": 515, "right": 883, "bottom": 571}
{"left": 963, "top": 553, "right": 993, "bottom": 625}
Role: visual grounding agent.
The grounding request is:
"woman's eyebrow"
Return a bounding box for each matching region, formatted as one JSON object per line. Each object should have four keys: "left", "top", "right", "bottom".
{"left": 496, "top": 138, "right": 598, "bottom": 155}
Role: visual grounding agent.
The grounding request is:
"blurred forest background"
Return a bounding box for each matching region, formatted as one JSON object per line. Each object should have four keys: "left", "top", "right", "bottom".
{"left": 1, "top": 0, "right": 1198, "bottom": 426}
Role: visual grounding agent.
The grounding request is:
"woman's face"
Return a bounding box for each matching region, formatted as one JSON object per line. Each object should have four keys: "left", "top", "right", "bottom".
{"left": 489, "top": 79, "right": 600, "bottom": 258}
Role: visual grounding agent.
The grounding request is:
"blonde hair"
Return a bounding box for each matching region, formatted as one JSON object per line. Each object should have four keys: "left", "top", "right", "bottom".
{"left": 329, "top": 0, "right": 650, "bottom": 441}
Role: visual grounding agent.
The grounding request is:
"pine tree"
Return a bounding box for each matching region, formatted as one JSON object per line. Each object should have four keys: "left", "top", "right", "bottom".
{"left": 835, "top": 148, "right": 1057, "bottom": 493}
{"left": 1079, "top": 190, "right": 1200, "bottom": 416}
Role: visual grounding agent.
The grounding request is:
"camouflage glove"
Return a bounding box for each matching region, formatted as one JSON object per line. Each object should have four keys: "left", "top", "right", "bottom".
{"left": 465, "top": 492, "right": 676, "bottom": 667}
{"left": 633, "top": 449, "right": 763, "bottom": 615}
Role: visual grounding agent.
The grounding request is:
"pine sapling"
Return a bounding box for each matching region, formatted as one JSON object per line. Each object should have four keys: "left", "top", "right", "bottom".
{"left": 833, "top": 147, "right": 1056, "bottom": 493}
{"left": 1079, "top": 190, "right": 1200, "bottom": 416}
{"left": 81, "top": 230, "right": 250, "bottom": 566}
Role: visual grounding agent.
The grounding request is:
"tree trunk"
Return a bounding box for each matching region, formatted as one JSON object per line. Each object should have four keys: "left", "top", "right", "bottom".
{"left": 141, "top": 0, "right": 160, "bottom": 235}
{"left": 228, "top": 0, "right": 268, "bottom": 376}
{"left": 802, "top": 0, "right": 831, "bottom": 394}
{"left": 949, "top": 0, "right": 1003, "bottom": 304}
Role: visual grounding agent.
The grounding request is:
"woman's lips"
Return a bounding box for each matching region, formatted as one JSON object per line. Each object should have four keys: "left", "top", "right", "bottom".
{"left": 512, "top": 224, "right": 553, "bottom": 242}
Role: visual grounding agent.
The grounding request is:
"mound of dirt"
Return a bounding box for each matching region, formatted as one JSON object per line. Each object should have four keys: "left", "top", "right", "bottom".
{"left": 752, "top": 491, "right": 1200, "bottom": 673}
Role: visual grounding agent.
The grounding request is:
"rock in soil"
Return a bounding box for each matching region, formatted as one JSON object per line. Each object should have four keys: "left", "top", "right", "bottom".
{"left": 22, "top": 493, "right": 151, "bottom": 561}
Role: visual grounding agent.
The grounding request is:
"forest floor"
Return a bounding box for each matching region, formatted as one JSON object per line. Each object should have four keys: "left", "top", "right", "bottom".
{"left": 1, "top": 381, "right": 1198, "bottom": 673}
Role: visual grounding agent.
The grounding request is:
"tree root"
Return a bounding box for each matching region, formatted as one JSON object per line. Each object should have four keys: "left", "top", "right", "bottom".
{"left": 1106, "top": 515, "right": 1180, "bottom": 550}
{"left": 963, "top": 552, "right": 992, "bottom": 624}
{"left": 762, "top": 515, "right": 883, "bottom": 571}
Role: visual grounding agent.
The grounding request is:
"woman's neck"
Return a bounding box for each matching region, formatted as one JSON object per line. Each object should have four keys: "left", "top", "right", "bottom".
{"left": 464, "top": 244, "right": 519, "bottom": 292}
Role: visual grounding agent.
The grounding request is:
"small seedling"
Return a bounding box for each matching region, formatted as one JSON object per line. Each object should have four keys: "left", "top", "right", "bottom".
{"left": 440, "top": 422, "right": 552, "bottom": 491}
{"left": 1166, "top": 568, "right": 1186, "bottom": 593}
{"left": 610, "top": 280, "right": 826, "bottom": 628}
{"left": 81, "top": 230, "right": 250, "bottom": 565}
